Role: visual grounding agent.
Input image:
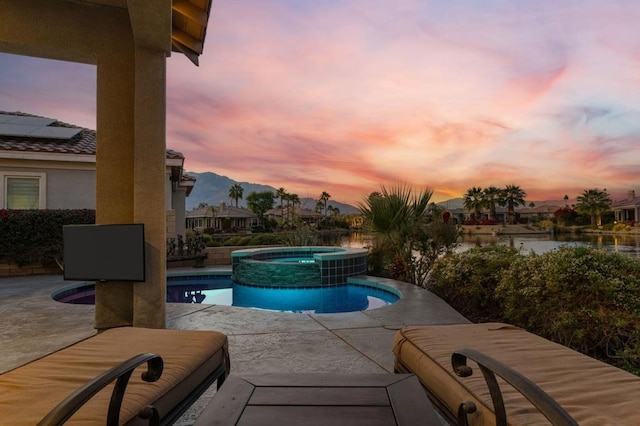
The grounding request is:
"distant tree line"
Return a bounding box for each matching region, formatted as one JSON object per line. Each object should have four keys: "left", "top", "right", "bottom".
{"left": 462, "top": 185, "right": 616, "bottom": 227}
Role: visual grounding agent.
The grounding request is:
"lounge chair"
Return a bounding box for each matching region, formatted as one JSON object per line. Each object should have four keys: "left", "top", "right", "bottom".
{"left": 393, "top": 323, "right": 640, "bottom": 425}
{"left": 0, "top": 327, "right": 229, "bottom": 425}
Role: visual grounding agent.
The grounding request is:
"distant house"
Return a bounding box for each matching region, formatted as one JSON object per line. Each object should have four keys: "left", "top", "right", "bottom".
{"left": 611, "top": 191, "right": 640, "bottom": 223}
{"left": 265, "top": 206, "right": 323, "bottom": 225}
{"left": 186, "top": 202, "right": 259, "bottom": 231}
{"left": 0, "top": 111, "right": 194, "bottom": 238}
{"left": 516, "top": 205, "right": 560, "bottom": 223}
{"left": 446, "top": 207, "right": 510, "bottom": 224}
{"left": 185, "top": 206, "right": 216, "bottom": 230}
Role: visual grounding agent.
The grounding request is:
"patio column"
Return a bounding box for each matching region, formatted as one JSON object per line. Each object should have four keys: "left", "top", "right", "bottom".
{"left": 132, "top": 45, "right": 167, "bottom": 329}
{"left": 95, "top": 44, "right": 167, "bottom": 330}
{"left": 94, "top": 46, "right": 136, "bottom": 330}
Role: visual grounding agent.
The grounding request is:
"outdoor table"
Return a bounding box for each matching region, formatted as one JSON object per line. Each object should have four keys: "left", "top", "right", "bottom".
{"left": 194, "top": 373, "right": 441, "bottom": 425}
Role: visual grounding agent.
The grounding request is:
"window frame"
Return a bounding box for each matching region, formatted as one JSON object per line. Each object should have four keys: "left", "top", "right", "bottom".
{"left": 0, "top": 172, "right": 47, "bottom": 209}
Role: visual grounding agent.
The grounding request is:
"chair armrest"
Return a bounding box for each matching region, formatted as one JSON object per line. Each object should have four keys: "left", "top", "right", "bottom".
{"left": 38, "top": 353, "right": 164, "bottom": 426}
{"left": 452, "top": 348, "right": 578, "bottom": 426}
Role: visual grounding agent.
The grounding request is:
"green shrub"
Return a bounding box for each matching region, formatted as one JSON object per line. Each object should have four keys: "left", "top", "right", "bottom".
{"left": 0, "top": 209, "right": 95, "bottom": 267}
{"left": 221, "top": 234, "right": 284, "bottom": 246}
{"left": 248, "top": 234, "right": 285, "bottom": 245}
{"left": 613, "top": 223, "right": 628, "bottom": 232}
{"left": 538, "top": 219, "right": 554, "bottom": 229}
{"left": 427, "top": 246, "right": 521, "bottom": 322}
{"left": 428, "top": 245, "right": 640, "bottom": 374}
{"left": 497, "top": 246, "right": 640, "bottom": 374}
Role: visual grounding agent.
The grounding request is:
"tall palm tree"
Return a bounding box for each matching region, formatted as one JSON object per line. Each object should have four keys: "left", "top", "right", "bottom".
{"left": 463, "top": 187, "right": 484, "bottom": 222}
{"left": 319, "top": 191, "right": 331, "bottom": 217}
{"left": 290, "top": 193, "right": 300, "bottom": 223}
{"left": 576, "top": 188, "right": 611, "bottom": 226}
{"left": 503, "top": 184, "right": 527, "bottom": 224}
{"left": 483, "top": 186, "right": 503, "bottom": 220}
{"left": 275, "top": 187, "right": 287, "bottom": 222}
{"left": 228, "top": 184, "right": 244, "bottom": 207}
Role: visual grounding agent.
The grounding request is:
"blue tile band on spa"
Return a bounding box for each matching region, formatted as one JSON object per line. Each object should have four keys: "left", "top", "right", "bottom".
{"left": 231, "top": 246, "right": 368, "bottom": 287}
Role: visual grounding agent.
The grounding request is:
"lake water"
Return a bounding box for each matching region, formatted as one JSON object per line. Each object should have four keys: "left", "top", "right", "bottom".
{"left": 341, "top": 232, "right": 640, "bottom": 258}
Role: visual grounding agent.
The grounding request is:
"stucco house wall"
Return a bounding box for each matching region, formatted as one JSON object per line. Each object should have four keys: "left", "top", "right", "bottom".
{"left": 0, "top": 112, "right": 194, "bottom": 239}
{"left": 0, "top": 166, "right": 96, "bottom": 209}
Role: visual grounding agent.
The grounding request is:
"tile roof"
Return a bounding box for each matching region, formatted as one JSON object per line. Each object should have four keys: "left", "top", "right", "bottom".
{"left": 0, "top": 111, "right": 184, "bottom": 160}
{"left": 182, "top": 173, "right": 197, "bottom": 182}
{"left": 186, "top": 206, "right": 216, "bottom": 218}
{"left": 217, "top": 206, "right": 257, "bottom": 218}
{"left": 611, "top": 198, "right": 640, "bottom": 209}
{"left": 0, "top": 111, "right": 96, "bottom": 155}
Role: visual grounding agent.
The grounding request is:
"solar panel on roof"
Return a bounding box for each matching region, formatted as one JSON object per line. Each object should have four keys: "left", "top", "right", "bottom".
{"left": 29, "top": 127, "right": 82, "bottom": 139}
{"left": 0, "top": 114, "right": 81, "bottom": 139}
{"left": 4, "top": 115, "right": 55, "bottom": 126}
{"left": 0, "top": 123, "right": 36, "bottom": 137}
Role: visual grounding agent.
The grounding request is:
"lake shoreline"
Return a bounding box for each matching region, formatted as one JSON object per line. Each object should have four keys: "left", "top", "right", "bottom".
{"left": 460, "top": 224, "right": 640, "bottom": 236}
{"left": 460, "top": 224, "right": 550, "bottom": 235}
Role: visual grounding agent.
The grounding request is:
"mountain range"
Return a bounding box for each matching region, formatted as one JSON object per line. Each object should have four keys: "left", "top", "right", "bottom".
{"left": 184, "top": 171, "right": 570, "bottom": 214}
{"left": 184, "top": 171, "right": 360, "bottom": 214}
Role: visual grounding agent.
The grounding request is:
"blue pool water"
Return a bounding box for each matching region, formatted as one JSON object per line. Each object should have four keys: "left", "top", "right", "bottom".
{"left": 54, "top": 275, "right": 399, "bottom": 314}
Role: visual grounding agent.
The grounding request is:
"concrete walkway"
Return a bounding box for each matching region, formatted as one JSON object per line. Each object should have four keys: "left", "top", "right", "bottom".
{"left": 0, "top": 269, "right": 469, "bottom": 424}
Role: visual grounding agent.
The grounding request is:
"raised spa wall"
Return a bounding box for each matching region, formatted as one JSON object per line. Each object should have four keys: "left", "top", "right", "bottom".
{"left": 231, "top": 247, "right": 368, "bottom": 287}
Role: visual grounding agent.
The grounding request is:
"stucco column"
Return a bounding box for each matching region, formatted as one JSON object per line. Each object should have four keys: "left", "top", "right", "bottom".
{"left": 95, "top": 45, "right": 167, "bottom": 330}
{"left": 94, "top": 48, "right": 136, "bottom": 329}
{"left": 132, "top": 45, "right": 166, "bottom": 329}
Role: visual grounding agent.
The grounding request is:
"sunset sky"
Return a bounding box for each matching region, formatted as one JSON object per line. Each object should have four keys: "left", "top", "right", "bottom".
{"left": 1, "top": 0, "right": 640, "bottom": 206}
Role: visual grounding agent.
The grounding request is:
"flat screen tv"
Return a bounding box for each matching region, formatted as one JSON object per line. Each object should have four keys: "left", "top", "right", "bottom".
{"left": 63, "top": 224, "right": 146, "bottom": 282}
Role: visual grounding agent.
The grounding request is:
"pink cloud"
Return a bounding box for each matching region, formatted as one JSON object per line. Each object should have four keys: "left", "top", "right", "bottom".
{"left": 4, "top": 1, "right": 640, "bottom": 206}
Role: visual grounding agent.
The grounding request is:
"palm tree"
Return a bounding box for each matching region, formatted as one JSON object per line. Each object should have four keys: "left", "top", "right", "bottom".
{"left": 503, "top": 184, "right": 527, "bottom": 224}
{"left": 228, "top": 184, "right": 244, "bottom": 207}
{"left": 463, "top": 187, "right": 484, "bottom": 222}
{"left": 483, "top": 186, "right": 503, "bottom": 220}
{"left": 358, "top": 183, "right": 458, "bottom": 286}
{"left": 359, "top": 183, "right": 433, "bottom": 258}
{"left": 319, "top": 191, "right": 331, "bottom": 217}
{"left": 275, "top": 187, "right": 287, "bottom": 222}
{"left": 576, "top": 188, "right": 611, "bottom": 226}
{"left": 314, "top": 200, "right": 324, "bottom": 213}
{"left": 283, "top": 193, "right": 300, "bottom": 224}
{"left": 289, "top": 193, "right": 300, "bottom": 209}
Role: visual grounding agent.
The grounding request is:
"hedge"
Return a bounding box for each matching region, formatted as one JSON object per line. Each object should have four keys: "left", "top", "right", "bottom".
{"left": 427, "top": 245, "right": 640, "bottom": 375}
{"left": 0, "top": 209, "right": 95, "bottom": 267}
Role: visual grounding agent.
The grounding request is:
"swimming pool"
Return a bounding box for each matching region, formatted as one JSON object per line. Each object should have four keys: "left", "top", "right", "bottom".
{"left": 53, "top": 274, "right": 400, "bottom": 314}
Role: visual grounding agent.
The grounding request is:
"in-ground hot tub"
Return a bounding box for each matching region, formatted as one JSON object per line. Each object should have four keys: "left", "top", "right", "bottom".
{"left": 231, "top": 246, "right": 368, "bottom": 287}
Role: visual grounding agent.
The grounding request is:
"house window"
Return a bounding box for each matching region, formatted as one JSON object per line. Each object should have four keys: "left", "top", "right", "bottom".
{"left": 1, "top": 173, "right": 46, "bottom": 209}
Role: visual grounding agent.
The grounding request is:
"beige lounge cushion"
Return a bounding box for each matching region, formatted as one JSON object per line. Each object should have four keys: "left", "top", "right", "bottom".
{"left": 393, "top": 323, "right": 640, "bottom": 426}
{"left": 0, "top": 327, "right": 228, "bottom": 425}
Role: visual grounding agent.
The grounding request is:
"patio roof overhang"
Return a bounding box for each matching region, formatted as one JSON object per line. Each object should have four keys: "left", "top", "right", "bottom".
{"left": 0, "top": 0, "right": 211, "bottom": 65}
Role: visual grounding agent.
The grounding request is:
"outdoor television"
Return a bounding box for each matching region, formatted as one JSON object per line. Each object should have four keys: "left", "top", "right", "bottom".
{"left": 63, "top": 224, "right": 146, "bottom": 282}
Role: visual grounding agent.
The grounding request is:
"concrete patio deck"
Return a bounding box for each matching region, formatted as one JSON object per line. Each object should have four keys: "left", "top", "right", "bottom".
{"left": 0, "top": 268, "right": 469, "bottom": 424}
